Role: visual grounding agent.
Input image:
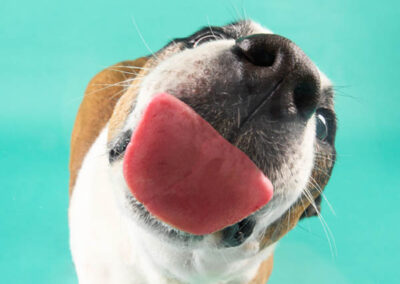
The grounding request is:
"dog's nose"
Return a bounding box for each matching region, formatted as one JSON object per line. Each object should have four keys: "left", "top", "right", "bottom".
{"left": 233, "top": 34, "right": 320, "bottom": 120}
{"left": 221, "top": 217, "right": 256, "bottom": 247}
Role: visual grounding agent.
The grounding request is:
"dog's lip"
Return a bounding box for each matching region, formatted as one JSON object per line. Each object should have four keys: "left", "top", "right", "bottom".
{"left": 124, "top": 183, "right": 261, "bottom": 244}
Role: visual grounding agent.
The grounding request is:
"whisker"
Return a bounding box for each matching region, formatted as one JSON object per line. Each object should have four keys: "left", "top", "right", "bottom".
{"left": 231, "top": 1, "right": 244, "bottom": 21}
{"left": 131, "top": 16, "right": 160, "bottom": 62}
{"left": 86, "top": 76, "right": 144, "bottom": 97}
{"left": 287, "top": 204, "right": 291, "bottom": 232}
{"left": 206, "top": 16, "right": 218, "bottom": 40}
{"left": 308, "top": 177, "right": 336, "bottom": 216}
{"left": 314, "top": 152, "right": 336, "bottom": 159}
{"left": 110, "top": 65, "right": 151, "bottom": 70}
{"left": 303, "top": 188, "right": 337, "bottom": 258}
{"left": 332, "top": 85, "right": 361, "bottom": 102}
{"left": 312, "top": 166, "right": 332, "bottom": 178}
{"left": 315, "top": 158, "right": 337, "bottom": 165}
{"left": 314, "top": 153, "right": 336, "bottom": 160}
{"left": 105, "top": 68, "right": 143, "bottom": 76}
{"left": 91, "top": 81, "right": 131, "bottom": 91}
{"left": 88, "top": 81, "right": 130, "bottom": 95}
{"left": 241, "top": 0, "right": 249, "bottom": 20}
{"left": 109, "top": 87, "right": 131, "bottom": 101}
{"left": 227, "top": 1, "right": 242, "bottom": 22}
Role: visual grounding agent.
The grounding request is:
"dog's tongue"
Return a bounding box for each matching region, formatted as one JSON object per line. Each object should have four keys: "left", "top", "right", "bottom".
{"left": 123, "top": 93, "right": 273, "bottom": 235}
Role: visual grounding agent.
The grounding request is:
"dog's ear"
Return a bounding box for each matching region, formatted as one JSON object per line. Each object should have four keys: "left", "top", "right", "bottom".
{"left": 69, "top": 57, "right": 149, "bottom": 195}
{"left": 300, "top": 195, "right": 322, "bottom": 219}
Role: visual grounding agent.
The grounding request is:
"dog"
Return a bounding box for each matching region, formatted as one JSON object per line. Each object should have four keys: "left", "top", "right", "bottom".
{"left": 69, "top": 20, "right": 337, "bottom": 284}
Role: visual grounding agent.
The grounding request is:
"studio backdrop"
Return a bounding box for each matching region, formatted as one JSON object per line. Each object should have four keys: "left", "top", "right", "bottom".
{"left": 1, "top": 0, "right": 399, "bottom": 283}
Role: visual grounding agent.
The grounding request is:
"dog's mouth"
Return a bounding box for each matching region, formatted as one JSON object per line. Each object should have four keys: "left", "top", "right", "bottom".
{"left": 122, "top": 93, "right": 274, "bottom": 236}
{"left": 109, "top": 93, "right": 277, "bottom": 247}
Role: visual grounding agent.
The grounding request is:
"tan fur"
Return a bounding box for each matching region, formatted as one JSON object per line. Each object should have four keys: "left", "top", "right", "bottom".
{"left": 107, "top": 56, "right": 162, "bottom": 142}
{"left": 69, "top": 57, "right": 148, "bottom": 194}
{"left": 249, "top": 255, "right": 274, "bottom": 284}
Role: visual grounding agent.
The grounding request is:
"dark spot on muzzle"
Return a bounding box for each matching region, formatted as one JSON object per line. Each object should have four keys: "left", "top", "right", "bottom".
{"left": 109, "top": 130, "right": 132, "bottom": 163}
{"left": 221, "top": 217, "right": 256, "bottom": 247}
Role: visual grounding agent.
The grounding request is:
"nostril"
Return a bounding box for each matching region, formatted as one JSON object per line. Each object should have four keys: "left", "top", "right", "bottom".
{"left": 235, "top": 37, "right": 276, "bottom": 67}
{"left": 293, "top": 79, "right": 319, "bottom": 119}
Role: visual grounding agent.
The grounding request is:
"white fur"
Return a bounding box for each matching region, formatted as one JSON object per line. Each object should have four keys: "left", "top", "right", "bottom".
{"left": 70, "top": 127, "right": 276, "bottom": 284}
{"left": 69, "top": 122, "right": 316, "bottom": 284}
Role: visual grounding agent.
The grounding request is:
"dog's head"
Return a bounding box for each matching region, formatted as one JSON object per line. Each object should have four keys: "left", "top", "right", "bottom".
{"left": 72, "top": 19, "right": 336, "bottom": 279}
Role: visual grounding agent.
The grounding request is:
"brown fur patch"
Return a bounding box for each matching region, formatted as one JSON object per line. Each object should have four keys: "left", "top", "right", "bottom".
{"left": 69, "top": 57, "right": 148, "bottom": 195}
{"left": 107, "top": 56, "right": 161, "bottom": 142}
{"left": 249, "top": 254, "right": 274, "bottom": 284}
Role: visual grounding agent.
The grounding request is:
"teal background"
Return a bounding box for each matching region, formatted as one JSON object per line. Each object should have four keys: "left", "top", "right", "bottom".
{"left": 1, "top": 0, "right": 399, "bottom": 283}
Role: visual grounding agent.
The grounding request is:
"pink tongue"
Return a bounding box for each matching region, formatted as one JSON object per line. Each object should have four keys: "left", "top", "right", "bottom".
{"left": 123, "top": 93, "right": 273, "bottom": 235}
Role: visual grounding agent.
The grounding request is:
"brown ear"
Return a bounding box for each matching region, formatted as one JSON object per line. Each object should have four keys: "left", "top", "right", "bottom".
{"left": 69, "top": 57, "right": 148, "bottom": 196}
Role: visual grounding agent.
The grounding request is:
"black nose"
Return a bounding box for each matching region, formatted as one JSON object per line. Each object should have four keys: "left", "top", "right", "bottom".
{"left": 221, "top": 217, "right": 256, "bottom": 247}
{"left": 233, "top": 34, "right": 320, "bottom": 120}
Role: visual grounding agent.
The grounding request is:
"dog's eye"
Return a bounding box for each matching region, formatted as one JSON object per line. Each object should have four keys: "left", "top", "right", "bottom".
{"left": 192, "top": 32, "right": 225, "bottom": 47}
{"left": 316, "top": 113, "right": 328, "bottom": 141}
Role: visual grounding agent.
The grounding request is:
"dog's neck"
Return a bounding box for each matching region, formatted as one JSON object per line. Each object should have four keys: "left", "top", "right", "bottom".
{"left": 69, "top": 127, "right": 274, "bottom": 284}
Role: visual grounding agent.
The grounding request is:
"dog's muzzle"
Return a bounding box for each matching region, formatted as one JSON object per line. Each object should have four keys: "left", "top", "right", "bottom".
{"left": 117, "top": 33, "right": 322, "bottom": 247}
